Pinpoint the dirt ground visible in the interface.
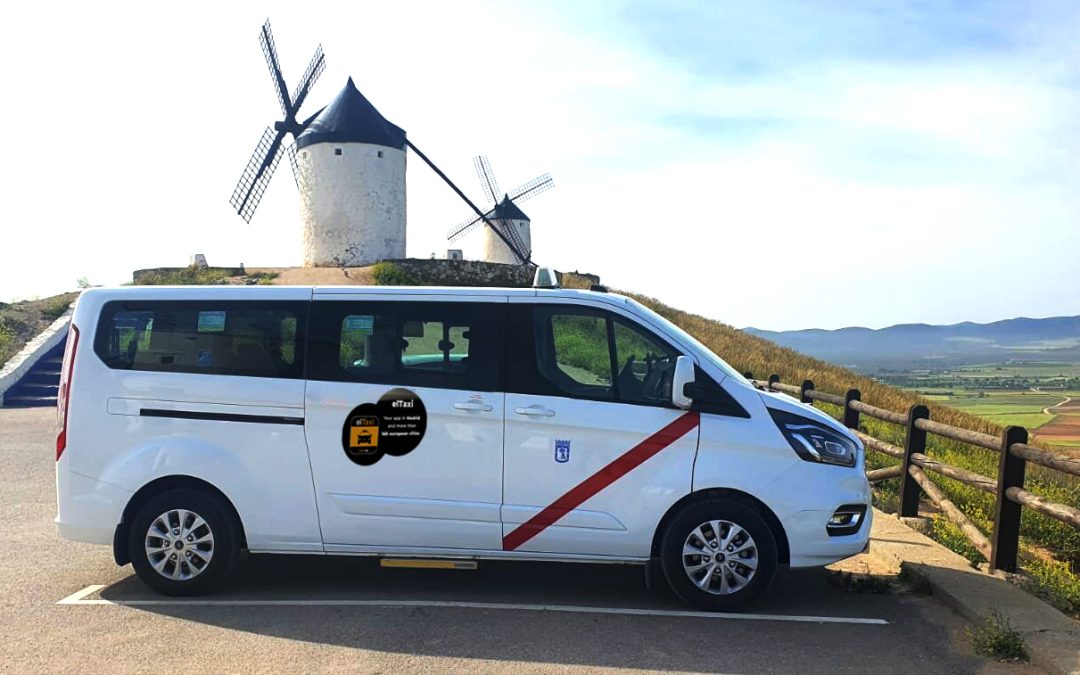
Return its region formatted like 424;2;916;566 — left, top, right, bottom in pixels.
246;266;375;286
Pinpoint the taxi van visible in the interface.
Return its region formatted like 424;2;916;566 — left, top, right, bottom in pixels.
55;281;870;610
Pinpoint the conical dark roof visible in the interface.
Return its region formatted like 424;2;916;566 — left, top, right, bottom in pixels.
489;195;530;221
296;78;406;150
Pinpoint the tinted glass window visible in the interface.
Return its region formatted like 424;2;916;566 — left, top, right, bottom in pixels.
527;305;681;406
537;310;614;399
95;301;305;379
613;319;679;405
308;301;503;391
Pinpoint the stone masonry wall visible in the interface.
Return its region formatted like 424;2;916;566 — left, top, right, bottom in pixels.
382;259;537;287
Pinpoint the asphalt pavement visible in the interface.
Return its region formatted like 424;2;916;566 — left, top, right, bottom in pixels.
0;407;1039;673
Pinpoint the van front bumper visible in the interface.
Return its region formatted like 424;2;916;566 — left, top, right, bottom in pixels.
785;507;872;568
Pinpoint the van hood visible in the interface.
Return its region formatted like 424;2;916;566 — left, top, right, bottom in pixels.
757;388;857;440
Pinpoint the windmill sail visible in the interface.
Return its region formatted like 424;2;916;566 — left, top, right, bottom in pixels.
508;173;553;203
231;127;288;223
259;20;292;116
474;155;501;205
232;19;325;223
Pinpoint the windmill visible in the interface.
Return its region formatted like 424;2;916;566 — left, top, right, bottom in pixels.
230;20;538;268
230;20;325;223
446;156;554;264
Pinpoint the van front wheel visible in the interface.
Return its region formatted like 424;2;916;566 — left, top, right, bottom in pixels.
128;488;239;596
659;499;777;611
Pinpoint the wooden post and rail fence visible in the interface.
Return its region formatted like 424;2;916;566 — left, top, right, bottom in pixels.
745;373;1080;572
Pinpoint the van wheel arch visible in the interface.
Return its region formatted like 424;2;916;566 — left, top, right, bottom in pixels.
651;488;789;566
113;476;246;566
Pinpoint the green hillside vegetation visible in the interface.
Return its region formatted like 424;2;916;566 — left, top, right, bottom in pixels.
624;290;1080;616
0;293;78;368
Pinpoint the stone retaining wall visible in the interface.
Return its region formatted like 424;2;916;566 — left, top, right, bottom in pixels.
381;259;537;287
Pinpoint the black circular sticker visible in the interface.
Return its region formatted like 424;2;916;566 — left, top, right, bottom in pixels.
342;388;427;466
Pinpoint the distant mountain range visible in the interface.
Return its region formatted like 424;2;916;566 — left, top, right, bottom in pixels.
744;315;1080;371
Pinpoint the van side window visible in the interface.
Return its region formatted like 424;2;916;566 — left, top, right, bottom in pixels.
531;307;679;405
541;311;614;400
94;301;305;379
308;302;503;391
613;318;678;405
339;313;395;377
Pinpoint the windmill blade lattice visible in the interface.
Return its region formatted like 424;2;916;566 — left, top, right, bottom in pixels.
508;173;553;203
231;128;288;222
473;155;501;205
498;219;530;261
259;21;292;116
232;19;325;223
290;45;325;113
286;143;300;189
447;213;484;242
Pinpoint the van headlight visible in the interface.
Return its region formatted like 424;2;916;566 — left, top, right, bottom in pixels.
767;408;858;468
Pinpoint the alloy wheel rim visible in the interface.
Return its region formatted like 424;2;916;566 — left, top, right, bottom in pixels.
681;519;758;595
144;508;215;581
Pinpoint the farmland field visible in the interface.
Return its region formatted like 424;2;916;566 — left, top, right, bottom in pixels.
877;361;1080;451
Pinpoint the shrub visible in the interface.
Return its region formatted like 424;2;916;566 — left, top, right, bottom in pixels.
967;609;1026;661
371;262;420;286
135;267;233;286
1021;556;1080;617
40;295;72;321
0;320;12;365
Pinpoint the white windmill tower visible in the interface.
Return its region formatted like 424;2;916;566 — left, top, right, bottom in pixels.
230;21;407;267
294;78;407;266
446;156;554;264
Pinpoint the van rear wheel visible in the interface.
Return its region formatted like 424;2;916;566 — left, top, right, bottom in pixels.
659;498;777;611
128;488;239;596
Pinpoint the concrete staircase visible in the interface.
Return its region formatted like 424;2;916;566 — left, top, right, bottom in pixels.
1;339;64;408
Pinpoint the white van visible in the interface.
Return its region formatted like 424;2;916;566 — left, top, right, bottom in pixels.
55;284;870;610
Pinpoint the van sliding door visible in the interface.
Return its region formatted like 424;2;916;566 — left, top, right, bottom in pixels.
303;295;508;552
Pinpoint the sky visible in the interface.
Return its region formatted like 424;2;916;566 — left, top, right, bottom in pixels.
1;0;1078;330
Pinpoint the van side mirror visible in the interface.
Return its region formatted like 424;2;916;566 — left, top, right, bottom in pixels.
671;356;695;409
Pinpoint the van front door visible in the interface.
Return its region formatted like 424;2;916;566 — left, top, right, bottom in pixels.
501;301;700;559
304;296;507;552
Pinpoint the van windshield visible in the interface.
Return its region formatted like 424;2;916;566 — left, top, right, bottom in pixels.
624;297;749;385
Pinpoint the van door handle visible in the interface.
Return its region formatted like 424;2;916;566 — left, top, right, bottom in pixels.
454;401;494;412
514;406;556;418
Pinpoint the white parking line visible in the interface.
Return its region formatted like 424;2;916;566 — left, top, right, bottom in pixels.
57;585;107;604
56;585;888;625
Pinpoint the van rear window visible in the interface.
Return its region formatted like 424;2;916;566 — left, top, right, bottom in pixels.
94;301;305;379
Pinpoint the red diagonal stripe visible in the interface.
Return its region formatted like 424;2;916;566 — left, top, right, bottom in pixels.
502;411;700;551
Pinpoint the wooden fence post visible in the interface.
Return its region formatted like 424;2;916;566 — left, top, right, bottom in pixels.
800;379;814;404
990;425;1028;572
843;389;861;430
768;374;780;391
899;405;929;518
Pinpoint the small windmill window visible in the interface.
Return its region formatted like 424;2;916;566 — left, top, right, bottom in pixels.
377;150;383;158
334;148;342;156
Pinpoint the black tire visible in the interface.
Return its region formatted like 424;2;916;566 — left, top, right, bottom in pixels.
128;488;240;596
659;498;778;611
